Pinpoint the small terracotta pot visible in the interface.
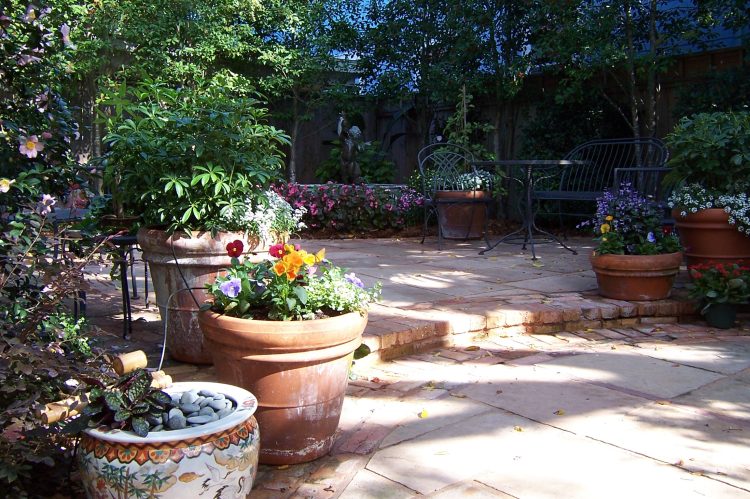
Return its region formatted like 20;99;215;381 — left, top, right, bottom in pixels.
434;190;489;239
672;208;750;266
198;310;368;465
590;251;683;301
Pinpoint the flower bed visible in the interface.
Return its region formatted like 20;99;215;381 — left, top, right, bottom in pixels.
273;183;423;232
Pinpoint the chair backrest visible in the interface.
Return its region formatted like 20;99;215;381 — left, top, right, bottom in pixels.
559;137;669;193
417;143;475;193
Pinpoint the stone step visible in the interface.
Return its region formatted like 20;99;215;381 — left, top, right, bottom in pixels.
361;291;707;363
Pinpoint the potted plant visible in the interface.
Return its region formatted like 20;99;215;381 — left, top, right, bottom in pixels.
97;78;295;364
687;262;750;328
664;111;750;265
584;184;683;300
434;168;499;239
197;241;380;465
70;369;261;498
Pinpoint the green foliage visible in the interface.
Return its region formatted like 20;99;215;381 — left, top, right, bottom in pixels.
274;183;424;232
583;185;681;256
315;140;396;183
97;77;290;235
521;95;623;159
442;91;495;161
688;263;750;313
673;66;750;119
83;370;172;437
664;111;750;192
206;242;380;321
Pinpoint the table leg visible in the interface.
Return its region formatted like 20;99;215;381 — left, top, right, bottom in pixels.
118;247;132;339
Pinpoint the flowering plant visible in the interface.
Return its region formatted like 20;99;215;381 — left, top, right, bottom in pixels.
274;183;423;232
582;184;681;255
668;183;750;236
688;262;750;313
455;170;496;191
218;190;307;243
205;241;381;321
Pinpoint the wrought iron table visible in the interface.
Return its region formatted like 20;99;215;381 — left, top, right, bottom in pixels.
474;159;579;260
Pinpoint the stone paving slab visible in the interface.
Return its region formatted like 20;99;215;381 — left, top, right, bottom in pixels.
633;339;750;375
537;350;725;399
674;376;750;423
580;401;750;491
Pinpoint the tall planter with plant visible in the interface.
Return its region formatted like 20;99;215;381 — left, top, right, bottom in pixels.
98;78;295;363
665;111;750;265
198;241;380;464
584;184;683;300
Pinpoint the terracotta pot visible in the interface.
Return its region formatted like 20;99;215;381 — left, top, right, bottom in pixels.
137;228;270;364
590;251;683;301
435;190;489;239
198;310;368;465
78;382;260;498
672;208;750;266
703;302;737;329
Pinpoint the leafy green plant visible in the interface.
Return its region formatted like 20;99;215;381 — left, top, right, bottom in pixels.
688;263;750;313
97;77;290;236
206;241;381;321
582;184;681;255
664;111;750;192
316;140;396;183
81;370;172;438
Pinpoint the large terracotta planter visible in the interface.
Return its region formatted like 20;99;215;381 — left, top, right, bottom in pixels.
435;190;489;239
672;208;750;266
198;310;368;465
78;382;260;498
137;228;269;364
590;252;683;301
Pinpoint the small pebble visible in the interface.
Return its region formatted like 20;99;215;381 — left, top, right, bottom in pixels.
199;398;211;408
199;406;215;417
168;414;187;430
208;399;226;410
186;415;213;425
180;390;199;405
199;389;217;398
180;403;201;414
162;413;169;424
168;407;184;419
151;424;163;432
213;393;225;401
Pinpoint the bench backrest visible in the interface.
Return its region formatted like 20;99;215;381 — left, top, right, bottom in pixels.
558;137;669;194
417;143;476;192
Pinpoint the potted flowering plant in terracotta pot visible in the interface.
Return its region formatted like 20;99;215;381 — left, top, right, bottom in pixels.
664;111;750;265
97;79;298;364
584;184;683;300
687;262;750;329
197;241;380;465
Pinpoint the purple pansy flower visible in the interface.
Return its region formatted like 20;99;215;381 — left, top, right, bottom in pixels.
345;272;364;289
219;278;241;298
646;232;656;243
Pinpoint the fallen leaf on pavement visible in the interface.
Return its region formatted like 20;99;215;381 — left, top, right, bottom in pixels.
553;409;565;416
418;409;428;418
449;392;466;398
513;425;523;432
465;345;480;351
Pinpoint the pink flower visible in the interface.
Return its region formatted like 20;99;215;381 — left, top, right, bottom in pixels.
41;131;52;139
269;243;285;258
19;135;44;158
36;193;56;215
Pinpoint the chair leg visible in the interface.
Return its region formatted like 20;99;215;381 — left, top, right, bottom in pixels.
420;206;428;244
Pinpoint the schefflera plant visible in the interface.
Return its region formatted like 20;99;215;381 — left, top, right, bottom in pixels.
83;370;172;437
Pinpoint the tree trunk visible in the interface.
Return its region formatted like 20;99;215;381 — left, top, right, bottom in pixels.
287;94;300;183
624;2;641;140
645;0;658;137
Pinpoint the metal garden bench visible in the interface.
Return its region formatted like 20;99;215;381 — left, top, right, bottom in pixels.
533;137;671;222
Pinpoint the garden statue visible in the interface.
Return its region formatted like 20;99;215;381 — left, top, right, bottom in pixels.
337;113;362;183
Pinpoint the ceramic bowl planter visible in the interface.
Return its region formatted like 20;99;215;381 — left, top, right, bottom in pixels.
78;381;260;498
137;228;270;364
590;252;683;301
434;190;489;239
672;208;750;266
198;310;368;465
